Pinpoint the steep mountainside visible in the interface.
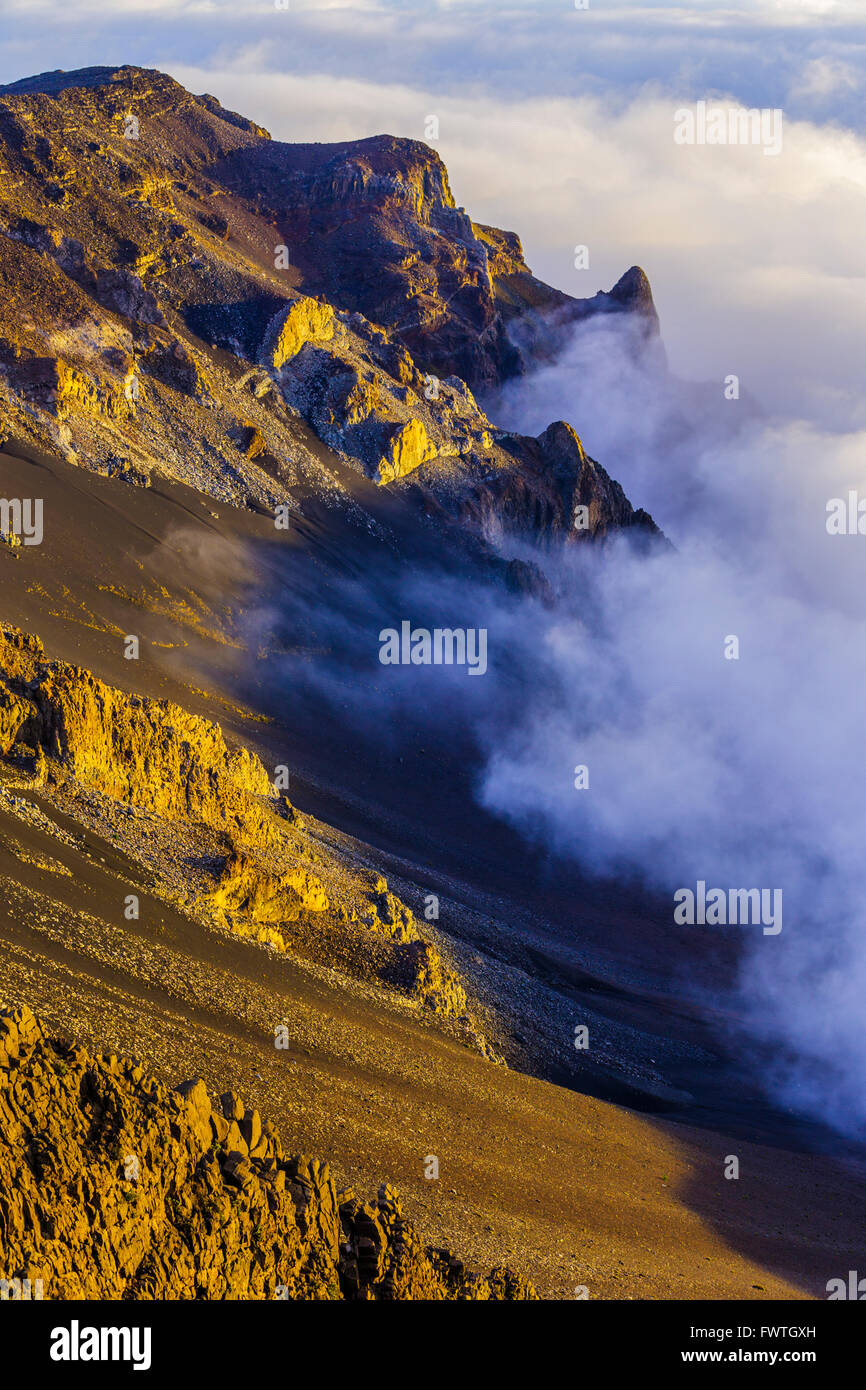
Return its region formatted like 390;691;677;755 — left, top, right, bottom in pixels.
0;65;658;546
1;66;865;1308
208;129;659;386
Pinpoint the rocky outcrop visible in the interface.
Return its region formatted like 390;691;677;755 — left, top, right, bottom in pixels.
357;883;473;1022
267;294;659;540
210;851;330;923
529;420;657;539
0;625;273;839
0;624;484;1035
400;418;658;545
262;296;336;370
275;312;491;486
0;1006;535;1299
376;418;438;484
0;349;133;423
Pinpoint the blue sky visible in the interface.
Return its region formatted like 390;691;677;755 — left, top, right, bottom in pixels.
2;1;865;130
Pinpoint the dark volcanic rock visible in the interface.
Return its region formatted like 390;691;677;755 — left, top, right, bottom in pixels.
211;132;658;391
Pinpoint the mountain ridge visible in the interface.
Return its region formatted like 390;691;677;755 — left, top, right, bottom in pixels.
0;63;660;549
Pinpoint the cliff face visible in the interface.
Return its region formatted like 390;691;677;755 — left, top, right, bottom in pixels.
0;1006;535;1299
212;133;514;389
212;133;659;390
0;626;276;838
0;64;659;547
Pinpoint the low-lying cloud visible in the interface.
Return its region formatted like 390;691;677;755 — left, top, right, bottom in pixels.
250;291;866;1140
476;313;866;1139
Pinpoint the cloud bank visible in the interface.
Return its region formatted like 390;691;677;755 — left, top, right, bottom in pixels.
476;310;866;1138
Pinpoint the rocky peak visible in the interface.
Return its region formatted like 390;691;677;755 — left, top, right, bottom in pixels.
0;65;270;141
605;264;660;330
608;264;655;309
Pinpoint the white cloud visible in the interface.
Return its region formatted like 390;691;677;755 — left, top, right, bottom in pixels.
165;59;866;427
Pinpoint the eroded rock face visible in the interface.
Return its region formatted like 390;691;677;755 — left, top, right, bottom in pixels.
263;297;336;370
213;134;508;390
4;646;273;838
0;63;659;545
268;298;659;541
210;851;330;923
376;418;437;484
520;420;658;540
0;623;483;1034
0;1005;536;1299
212;131;661;390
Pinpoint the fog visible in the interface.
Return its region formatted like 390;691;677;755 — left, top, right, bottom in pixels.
477;313;866;1138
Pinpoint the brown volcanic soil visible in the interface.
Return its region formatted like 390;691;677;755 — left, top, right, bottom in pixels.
1;439;866;1300
0;800;861;1302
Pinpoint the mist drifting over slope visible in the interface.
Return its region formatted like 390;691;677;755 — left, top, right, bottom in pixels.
249;299;866;1138
477;314;866;1139
179;16;866;1138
